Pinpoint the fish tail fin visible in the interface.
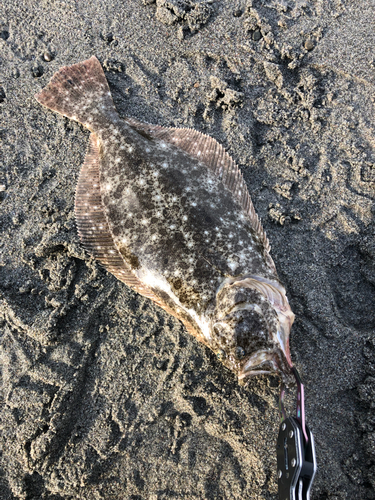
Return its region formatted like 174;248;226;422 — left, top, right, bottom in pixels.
35;56;117;128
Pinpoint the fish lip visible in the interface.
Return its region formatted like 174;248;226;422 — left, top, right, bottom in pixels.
238;367;274;380
238;350;278;379
238;365;276;382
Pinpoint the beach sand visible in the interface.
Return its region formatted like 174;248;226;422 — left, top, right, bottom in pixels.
0;1;374;498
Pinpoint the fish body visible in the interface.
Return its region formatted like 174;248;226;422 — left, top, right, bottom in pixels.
36;57;294;383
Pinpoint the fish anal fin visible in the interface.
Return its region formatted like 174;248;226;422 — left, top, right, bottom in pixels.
75;134;130;278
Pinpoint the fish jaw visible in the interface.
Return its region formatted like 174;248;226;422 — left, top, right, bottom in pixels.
237;339;294;384
238;349;283;381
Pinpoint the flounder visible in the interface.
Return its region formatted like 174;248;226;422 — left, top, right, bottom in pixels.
35;56;295;383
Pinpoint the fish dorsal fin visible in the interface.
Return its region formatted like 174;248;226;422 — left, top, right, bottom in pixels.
75;133;205;341
125;118;276;273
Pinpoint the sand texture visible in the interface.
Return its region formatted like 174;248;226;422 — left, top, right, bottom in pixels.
0;1;374;498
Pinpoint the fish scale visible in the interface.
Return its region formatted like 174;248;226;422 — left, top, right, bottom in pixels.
35;56;295;382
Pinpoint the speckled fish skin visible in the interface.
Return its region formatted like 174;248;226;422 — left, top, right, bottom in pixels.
35;56;295;383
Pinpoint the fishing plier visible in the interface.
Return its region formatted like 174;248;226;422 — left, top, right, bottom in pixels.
277;367;317;500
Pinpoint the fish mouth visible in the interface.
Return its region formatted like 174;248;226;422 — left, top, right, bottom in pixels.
238;345;294;383
238;350;279;380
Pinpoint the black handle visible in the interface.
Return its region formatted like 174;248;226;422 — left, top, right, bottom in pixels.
277;417;317;500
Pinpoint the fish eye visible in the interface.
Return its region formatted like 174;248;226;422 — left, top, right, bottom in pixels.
235;346;245;359
216;349;226;361
213;324;221;335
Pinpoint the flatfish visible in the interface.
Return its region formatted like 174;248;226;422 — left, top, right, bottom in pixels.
35;56;295;383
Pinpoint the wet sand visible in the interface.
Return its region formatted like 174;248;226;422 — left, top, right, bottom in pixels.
0;1;374;498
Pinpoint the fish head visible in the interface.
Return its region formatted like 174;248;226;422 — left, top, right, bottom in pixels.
210;276;295;383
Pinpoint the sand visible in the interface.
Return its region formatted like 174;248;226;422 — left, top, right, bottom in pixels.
0;0;374;498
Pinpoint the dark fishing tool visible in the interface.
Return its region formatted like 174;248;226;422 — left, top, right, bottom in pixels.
277;367;317;500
